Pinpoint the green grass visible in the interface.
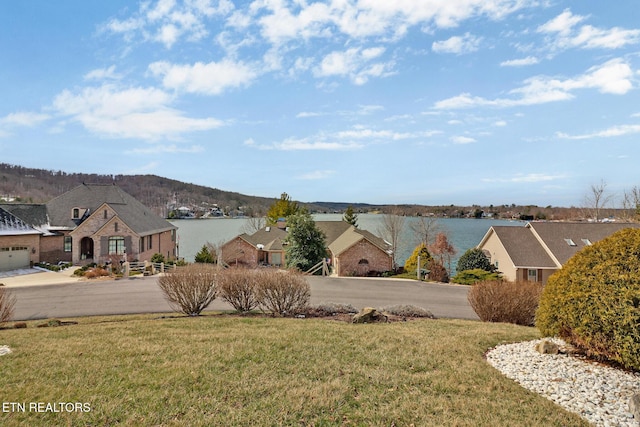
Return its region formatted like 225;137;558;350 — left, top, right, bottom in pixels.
0;315;588;426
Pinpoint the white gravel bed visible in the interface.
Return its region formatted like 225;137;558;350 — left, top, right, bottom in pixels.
486;338;640;426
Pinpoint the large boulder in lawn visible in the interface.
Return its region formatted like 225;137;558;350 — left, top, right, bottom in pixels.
352;307;388;324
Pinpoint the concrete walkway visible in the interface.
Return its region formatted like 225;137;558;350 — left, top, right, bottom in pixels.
0;267;82;287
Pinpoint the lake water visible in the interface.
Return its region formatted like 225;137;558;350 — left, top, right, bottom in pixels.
170;214;523;273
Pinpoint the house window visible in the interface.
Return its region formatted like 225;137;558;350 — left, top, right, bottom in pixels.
64;236;72;252
527;269;538;282
148;236;153;250
108;236;125;255
104;210;107;219
114;222;119;232
358;259;369;265
72;208;80;219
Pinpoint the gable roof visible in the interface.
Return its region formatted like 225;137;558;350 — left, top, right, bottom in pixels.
480;222;640;269
46;183;176;235
0;206;41;236
486;226;557;268
528;222;640;265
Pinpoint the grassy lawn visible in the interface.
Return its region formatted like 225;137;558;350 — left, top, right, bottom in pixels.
0;315;588;426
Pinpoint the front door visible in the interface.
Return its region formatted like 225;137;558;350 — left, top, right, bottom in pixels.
80;237;94;260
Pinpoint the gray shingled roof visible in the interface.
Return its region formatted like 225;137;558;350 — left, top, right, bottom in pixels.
528;222;640;265
0;206;41;236
490;226;557;268
46;184;176;235
0;204;49;229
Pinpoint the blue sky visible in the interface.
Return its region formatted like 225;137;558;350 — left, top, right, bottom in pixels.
1;1;639;207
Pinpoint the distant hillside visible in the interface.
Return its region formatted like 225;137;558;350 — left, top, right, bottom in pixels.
0;163;277;217
0;163;585;220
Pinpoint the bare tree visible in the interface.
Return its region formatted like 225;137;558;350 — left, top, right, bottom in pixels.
410;215;442;247
621;186;640;222
583;180;614;222
0;287;16;324
241;216;266;234
377;210;406;270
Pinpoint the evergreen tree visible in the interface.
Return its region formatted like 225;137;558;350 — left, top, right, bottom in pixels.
285;212;327;272
194;244;216;263
456;248;494;273
266;192;300;225
404;243;432;274
343;205;358;227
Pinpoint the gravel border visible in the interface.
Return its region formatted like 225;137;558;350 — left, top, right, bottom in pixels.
486;338;640;426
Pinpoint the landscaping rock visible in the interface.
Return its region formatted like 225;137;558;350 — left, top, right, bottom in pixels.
535;340;559;355
352;307;388;324
630;393;640;420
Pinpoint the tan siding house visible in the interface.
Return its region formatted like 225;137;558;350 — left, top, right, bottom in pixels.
478;222;640;284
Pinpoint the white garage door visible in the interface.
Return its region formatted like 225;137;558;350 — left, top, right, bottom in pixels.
0;246;30;271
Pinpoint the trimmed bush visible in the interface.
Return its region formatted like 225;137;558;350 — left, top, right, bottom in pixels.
536;228;640;370
304;302;358;317
452;269;501;285
256;270;310;316
218;268;260;314
468;280;543;326
0;287;16;324
158;264;219;316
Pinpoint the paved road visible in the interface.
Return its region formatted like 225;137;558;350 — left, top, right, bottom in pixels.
8;276;478;321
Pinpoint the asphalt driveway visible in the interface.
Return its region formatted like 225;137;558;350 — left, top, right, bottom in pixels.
6;274;478;321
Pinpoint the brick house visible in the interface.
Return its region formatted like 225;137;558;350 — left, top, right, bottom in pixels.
221;220;393;276
0;207;42;271
0;184;177;268
477;221;640;284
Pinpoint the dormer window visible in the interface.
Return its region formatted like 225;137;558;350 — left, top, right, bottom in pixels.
72;208;80;219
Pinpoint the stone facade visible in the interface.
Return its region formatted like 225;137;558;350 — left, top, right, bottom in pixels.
39;233;70;264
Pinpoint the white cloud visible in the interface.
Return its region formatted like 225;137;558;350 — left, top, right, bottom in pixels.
126;144;205;154
149;59;258;95
538;9;640;51
273;137;364;151
0;112;50;127
493;120;507;126
435;58;634;109
557;124;640;140
104;0;234;48
483;173;566;183
84;65;122;81
296;111;325;118
297;170;336;180
314;47;394;84
432;33;482;54
450;135;476;144
500;56;539;67
52;84;224;140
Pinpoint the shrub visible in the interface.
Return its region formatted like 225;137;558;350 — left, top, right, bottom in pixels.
218;268;260;313
256;270;310;316
151;253;165;263
536;228;640;370
456;248;495;273
404;244;432;275
303;302;358;317
157;264;219;316
380;305;435;319
468;280;543;326
451;269;501;285
0;287;16;324
427;259;449;283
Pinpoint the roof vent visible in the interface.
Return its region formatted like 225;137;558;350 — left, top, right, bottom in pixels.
581;238;592;246
564;238;577;246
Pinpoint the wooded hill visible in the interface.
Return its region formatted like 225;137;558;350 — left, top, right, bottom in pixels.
0;163;585;220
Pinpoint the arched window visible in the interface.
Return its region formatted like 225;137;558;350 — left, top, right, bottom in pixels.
358;259;369;265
